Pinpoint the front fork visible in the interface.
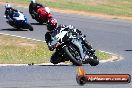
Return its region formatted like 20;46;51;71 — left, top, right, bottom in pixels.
71;38;95;61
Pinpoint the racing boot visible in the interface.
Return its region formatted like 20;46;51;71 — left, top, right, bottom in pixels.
50;51;62;64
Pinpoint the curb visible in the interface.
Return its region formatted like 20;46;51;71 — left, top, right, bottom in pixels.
98;50;123;63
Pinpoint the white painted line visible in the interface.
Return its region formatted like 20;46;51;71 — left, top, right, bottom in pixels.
0;64;28;66
34;63;72;66
0;63;72;66
0;33;46;42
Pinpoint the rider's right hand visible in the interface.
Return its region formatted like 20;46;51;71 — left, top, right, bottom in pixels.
48;45;55;51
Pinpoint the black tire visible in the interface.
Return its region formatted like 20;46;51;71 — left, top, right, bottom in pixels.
38;21;44;25
89;55;99;66
63;46;82;66
35;18;45;24
25;23;33;31
50;52;61;65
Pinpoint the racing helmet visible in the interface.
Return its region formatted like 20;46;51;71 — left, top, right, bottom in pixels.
47;18;58;31
5;3;11;9
31;0;36;3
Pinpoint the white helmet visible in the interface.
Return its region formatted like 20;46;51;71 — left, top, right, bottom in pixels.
31;0;36;3
5;3;11;9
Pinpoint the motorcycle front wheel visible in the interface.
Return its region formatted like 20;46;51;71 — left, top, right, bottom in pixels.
63;45;82;66
89;55;99;66
25;23;34;31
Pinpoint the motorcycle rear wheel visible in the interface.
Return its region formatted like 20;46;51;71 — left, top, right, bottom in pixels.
35;18;45;24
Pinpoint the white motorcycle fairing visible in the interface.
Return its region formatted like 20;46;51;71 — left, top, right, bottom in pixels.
13;11;25;21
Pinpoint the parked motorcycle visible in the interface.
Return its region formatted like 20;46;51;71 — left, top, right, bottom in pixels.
5;11;33;31
29;1;52;24
50;28;99;66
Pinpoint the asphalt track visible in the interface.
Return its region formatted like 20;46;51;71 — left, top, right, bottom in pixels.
0;5;132;88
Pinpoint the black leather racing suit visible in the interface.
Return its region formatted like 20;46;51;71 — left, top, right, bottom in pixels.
45;25;93;64
5;8;18;25
29;2;43;19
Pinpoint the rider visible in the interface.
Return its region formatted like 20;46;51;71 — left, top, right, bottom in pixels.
5;3;18;25
29;0;51;19
45;18;95;64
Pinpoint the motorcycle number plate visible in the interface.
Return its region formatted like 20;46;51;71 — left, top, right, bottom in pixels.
55;31;68;41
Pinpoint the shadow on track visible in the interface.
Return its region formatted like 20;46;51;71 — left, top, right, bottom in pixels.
124;50;132;51
37;85;78;88
28;64;74;66
28;63;90;66
0;28;28;31
38;64;74;66
30;22;46;25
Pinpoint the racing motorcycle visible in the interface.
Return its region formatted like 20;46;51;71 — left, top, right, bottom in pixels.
29;1;52;24
5;11;33;31
51;28;99;66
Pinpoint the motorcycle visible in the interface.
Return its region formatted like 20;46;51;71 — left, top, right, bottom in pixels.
50;28;99;66
29;2;52;24
5;11;33;31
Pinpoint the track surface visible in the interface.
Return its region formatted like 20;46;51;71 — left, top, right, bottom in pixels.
0;5;132;88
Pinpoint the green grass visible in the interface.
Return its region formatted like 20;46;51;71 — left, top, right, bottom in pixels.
0;34;112;64
96;50;112;60
0;34;52;64
0;0;132;16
